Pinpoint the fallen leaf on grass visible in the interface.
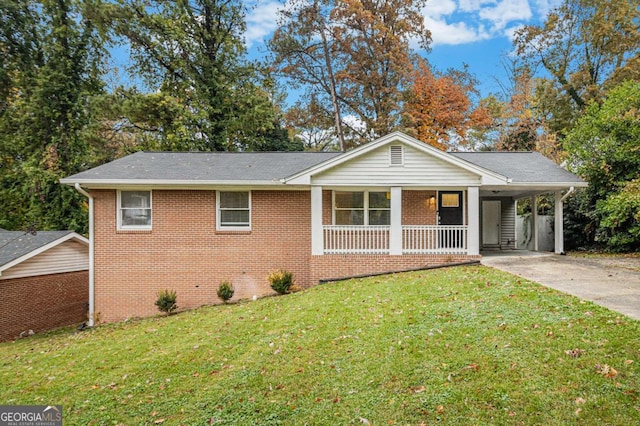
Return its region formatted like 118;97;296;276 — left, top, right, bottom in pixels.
154;419;165;424
565;348;584;358
412;386;426;393
595;364;618;378
575;397;586;405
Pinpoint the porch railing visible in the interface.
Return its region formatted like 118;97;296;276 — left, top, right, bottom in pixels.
322;225;468;255
323;225;390;254
402;225;468;254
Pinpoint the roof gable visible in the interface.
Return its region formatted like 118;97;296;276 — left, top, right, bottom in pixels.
285;132;508;186
0;230;88;274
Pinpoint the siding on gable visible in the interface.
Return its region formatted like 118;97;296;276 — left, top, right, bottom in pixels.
501;199;516;249
312;144;481;187
0;240;89;280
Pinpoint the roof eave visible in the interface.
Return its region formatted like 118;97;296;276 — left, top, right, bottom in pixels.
60;178;291;188
0;232;88;275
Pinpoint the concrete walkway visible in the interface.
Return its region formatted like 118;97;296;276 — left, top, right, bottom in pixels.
481;251;640;321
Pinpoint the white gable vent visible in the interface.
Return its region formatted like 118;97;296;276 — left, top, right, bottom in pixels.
389;145;404;166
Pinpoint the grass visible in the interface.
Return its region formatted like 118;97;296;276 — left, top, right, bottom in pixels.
1;265;639;425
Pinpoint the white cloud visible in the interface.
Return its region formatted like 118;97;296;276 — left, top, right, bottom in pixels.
245;0;282;47
531;0;563;17
478;0;532;30
423;15;491;46
458;0;494;13
424;0;457;16
422;0;543;47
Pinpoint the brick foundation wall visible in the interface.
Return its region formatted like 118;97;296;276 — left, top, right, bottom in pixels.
93;189;313;323
310;254;480;284
0;271;88;342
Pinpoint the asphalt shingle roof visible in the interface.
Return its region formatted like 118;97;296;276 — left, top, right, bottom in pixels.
64;151;343;182
451;152;584;183
0;229;74;267
62;149;583;186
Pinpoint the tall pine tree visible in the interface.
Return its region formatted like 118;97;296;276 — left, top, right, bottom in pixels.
0;0;106;232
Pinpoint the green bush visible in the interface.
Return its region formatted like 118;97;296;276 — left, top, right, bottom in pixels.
267;269;294;295
155;289;178;314
217;281;235;302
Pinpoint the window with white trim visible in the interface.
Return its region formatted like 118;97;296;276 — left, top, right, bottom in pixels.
217;191;251;230
333;191;390;225
118;190;152;229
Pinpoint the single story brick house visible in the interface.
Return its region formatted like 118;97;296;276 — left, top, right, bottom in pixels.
0;229;89;341
61;132;586;324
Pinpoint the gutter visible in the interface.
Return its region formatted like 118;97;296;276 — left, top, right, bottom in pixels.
561;186;575;202
74;183;95;327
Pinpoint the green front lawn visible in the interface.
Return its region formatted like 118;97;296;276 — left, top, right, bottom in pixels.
1;265;639;425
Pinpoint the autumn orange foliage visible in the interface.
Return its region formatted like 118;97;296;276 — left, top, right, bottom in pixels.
404;59;491;150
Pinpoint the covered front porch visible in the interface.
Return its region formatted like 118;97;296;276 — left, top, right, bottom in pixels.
311;186;481;256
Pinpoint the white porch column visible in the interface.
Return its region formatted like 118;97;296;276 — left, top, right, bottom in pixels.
390;187;403;255
554;191;564;254
311;186;323;255
467;186;480;255
531;195;539;251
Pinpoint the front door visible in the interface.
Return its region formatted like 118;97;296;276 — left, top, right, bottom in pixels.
482;200;501;247
438;191;463;248
438;191;463;225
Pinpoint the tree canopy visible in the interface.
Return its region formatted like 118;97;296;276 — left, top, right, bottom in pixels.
564;81;640;251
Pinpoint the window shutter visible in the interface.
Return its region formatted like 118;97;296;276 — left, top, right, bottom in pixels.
389;145;404;165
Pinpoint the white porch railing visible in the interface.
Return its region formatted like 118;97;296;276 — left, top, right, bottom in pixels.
323;225;390;254
322;225;468;255
402;225;468;254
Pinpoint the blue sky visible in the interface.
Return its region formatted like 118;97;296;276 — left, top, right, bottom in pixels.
110;0;559;101
242;0;561;100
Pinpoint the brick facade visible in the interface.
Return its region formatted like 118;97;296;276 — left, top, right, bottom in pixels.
0;271;88;342
93;189;313;323
92;189;477;323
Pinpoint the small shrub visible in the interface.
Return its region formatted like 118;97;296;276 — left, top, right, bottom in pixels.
155;289;178;315
268;269;294;295
217;281;235;302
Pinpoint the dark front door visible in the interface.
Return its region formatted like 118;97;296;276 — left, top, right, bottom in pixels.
438;191;463;225
438;191;464;248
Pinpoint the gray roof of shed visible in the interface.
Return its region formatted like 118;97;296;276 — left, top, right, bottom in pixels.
0;229;75;267
63;151;343;183
451;152;584;184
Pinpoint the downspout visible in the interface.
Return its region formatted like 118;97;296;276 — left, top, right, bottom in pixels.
561;186;575;202
74;183;95;327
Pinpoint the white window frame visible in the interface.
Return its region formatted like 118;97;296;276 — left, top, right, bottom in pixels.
216;190;251;231
332;190;391;226
117;190;152;230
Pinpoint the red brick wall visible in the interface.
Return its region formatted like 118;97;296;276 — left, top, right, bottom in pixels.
310;254;480;284
0;271;88;342
403;190;437;225
92;188;478;323
93;189;312;323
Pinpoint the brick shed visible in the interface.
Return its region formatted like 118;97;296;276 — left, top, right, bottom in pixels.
0;229;89;341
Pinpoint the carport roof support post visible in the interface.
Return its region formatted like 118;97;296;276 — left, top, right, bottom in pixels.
555;190;564;254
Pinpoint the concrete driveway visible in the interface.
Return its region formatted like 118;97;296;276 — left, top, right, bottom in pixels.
481;251;640;321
